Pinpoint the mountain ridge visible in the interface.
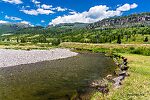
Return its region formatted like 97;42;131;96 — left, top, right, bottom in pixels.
87;12;150;29
0;23;32;34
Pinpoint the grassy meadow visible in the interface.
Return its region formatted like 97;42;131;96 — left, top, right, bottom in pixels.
60;42;150;56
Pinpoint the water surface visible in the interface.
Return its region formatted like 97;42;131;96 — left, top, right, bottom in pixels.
0;52;116;100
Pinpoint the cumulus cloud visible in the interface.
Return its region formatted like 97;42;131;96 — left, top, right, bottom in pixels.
130;3;138;9
0;20;8;24
20;2;58;15
49;5;120;25
54;7;67;12
69;11;77;15
37;8;54;15
5;15;22;21
41;4;52;9
20;0;69;16
116;3;138;11
31;0;40;8
20;8;54;15
2;0;23;4
20;9;38;15
49;3;138;25
31;0;40;4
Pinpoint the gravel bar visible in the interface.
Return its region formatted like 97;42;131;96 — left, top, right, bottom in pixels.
0;48;78;68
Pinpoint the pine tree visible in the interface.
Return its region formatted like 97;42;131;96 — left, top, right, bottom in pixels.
117;35;121;44
144;36;148;42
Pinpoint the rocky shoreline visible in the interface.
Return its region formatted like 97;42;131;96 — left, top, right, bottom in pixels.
0;48;78;68
90;54;130;97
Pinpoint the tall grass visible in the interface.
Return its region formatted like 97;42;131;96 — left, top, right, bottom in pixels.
60;42;150;56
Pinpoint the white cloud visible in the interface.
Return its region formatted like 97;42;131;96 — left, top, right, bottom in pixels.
69;11;77;15
130;3;138;9
49;5;120;25
20;9;39;15
41;4;52;9
41;20;45;23
41;4;67;12
20;3;55;16
31;0;40;8
0;20;8;24
49;3;138;25
20;8;54;15
31;0;40;4
2;0;23;4
117;3;138;11
28;1;68;15
37;8;54;15
54;7;67;12
5;15;22;21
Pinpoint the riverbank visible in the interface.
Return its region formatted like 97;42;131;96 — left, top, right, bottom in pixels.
60;42;150;56
0;48;78;68
91;54;150;100
60;42;150;100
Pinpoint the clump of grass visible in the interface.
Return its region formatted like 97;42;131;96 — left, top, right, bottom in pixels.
92;48;109;53
129;47;150;56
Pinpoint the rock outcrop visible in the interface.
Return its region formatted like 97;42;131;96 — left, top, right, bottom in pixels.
87;13;150;29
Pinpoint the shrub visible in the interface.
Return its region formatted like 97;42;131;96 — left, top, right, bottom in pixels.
130;47;150;56
129;47;135;50
144;36;148;42
51;38;61;46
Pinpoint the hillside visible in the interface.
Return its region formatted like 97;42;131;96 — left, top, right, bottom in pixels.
0;23;32;35
87;13;150;29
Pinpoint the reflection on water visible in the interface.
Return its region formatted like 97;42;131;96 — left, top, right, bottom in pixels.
0;52;116;100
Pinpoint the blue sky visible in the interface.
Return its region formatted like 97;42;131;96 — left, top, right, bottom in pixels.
0;0;150;26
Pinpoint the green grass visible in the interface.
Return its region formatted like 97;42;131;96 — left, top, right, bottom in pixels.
0;42;54;50
60;42;150;56
91;54;150;100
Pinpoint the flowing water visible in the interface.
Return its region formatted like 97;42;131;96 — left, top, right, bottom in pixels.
0;52;116;100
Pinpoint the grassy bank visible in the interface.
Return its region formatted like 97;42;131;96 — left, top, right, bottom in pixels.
60;42;150;56
60;42;150;100
91;54;150;100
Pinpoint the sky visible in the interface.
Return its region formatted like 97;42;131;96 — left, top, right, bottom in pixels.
0;0;150;26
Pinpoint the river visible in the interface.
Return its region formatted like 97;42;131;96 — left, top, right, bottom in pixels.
0;52;116;100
